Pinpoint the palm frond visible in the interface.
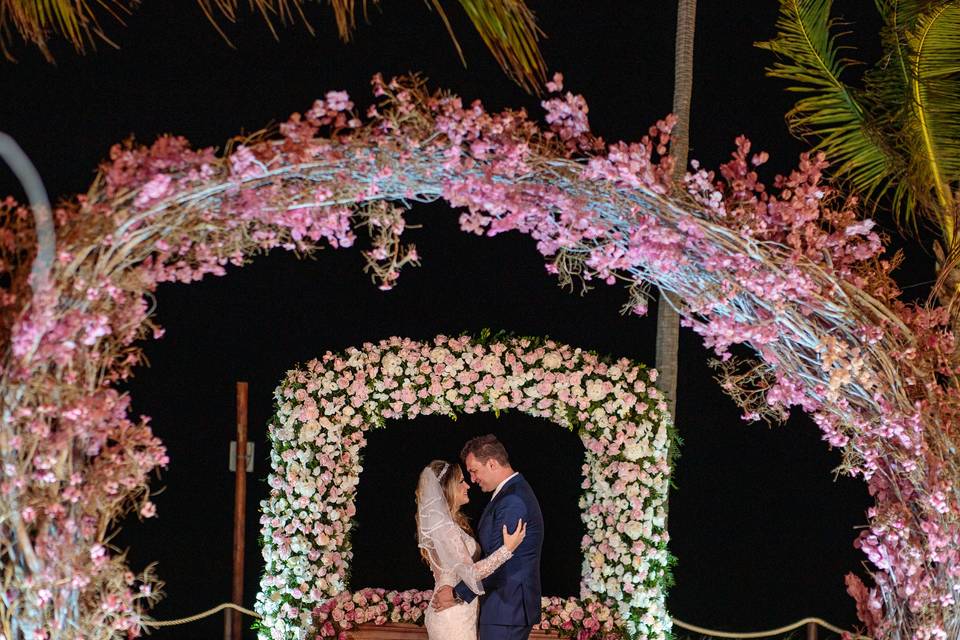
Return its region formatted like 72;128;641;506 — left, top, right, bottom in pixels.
0;0;130;61
327;0;546;93
755;0;897;205
859;0;928;233
196;0;311;42
450;0;546;94
327;0;353;40
2;0;546;94
868;0;924;111
901;0;960;242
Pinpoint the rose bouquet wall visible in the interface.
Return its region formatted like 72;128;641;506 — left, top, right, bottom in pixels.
256;334;675;640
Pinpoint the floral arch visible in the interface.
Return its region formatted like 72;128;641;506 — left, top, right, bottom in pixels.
257;335;674;640
0;73;957;640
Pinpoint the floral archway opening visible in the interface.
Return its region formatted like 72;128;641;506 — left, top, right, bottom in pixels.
257;334;674;640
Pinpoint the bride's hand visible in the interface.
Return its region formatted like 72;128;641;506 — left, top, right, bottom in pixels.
502;519;526;552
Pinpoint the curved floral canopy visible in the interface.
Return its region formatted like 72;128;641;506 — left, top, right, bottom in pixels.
0;73;956;639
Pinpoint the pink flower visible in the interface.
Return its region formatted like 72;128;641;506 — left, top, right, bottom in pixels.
134;173;173;208
546;72;564;93
325;91;353;112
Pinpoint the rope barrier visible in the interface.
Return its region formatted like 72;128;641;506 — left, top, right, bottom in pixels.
147;602;865;638
145;602;260;627
672;616;863;638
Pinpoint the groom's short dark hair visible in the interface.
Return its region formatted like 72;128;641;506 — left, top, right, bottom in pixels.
461;434;510;466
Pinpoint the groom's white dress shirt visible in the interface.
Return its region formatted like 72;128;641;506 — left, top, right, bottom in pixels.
491;472;519;500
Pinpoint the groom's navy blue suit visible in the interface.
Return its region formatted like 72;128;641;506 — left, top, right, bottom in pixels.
454;474;543;640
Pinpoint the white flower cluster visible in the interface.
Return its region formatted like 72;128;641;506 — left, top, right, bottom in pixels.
255;335;674;640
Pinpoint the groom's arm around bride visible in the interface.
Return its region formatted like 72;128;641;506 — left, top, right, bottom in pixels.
436;435;544;640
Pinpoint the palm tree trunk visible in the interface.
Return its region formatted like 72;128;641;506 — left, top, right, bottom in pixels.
656;0;696;422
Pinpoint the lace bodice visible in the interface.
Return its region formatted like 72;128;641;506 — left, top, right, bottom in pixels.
426;527;512;593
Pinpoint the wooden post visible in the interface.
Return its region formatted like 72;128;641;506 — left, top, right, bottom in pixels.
227;382;248;640
805;620;817;640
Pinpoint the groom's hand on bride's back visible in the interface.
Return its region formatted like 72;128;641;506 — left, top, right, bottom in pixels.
433;585;457;612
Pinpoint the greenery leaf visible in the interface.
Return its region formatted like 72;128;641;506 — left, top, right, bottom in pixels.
203;0;546;93
0;0;130;61
450;0;546;94
2;0;546;93
755;0;897;207
897;0;960;242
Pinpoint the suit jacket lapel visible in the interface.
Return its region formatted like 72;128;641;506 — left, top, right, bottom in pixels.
478;474;521;535
479;496;494;531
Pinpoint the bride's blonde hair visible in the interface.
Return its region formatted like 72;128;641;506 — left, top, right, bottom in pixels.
415;459;473;565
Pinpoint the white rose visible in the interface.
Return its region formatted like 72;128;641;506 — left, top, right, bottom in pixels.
298;421;320;443
542;352;563;369
382;353;402;376
586;379;607;401
623;441;647;461
481;354;501;372
654;424;668;445
624;521;644;540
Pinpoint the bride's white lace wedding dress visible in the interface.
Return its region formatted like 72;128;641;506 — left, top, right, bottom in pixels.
417;466;513;640
423;526;512;640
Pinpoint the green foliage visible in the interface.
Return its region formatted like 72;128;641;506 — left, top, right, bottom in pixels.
2;0;546;92
0;0;131;61
899;2;960;226
755;0;896;208
756;0;960;245
425;0;546;93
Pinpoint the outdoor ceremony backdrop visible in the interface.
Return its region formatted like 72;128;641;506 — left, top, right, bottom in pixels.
0;2;928;639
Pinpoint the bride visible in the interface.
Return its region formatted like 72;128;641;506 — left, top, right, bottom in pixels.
416;460;526;640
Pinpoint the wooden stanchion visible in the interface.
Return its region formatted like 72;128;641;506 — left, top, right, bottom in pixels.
226;382;249;640
806;620;818;640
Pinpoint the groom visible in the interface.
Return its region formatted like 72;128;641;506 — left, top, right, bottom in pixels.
434;434;544;640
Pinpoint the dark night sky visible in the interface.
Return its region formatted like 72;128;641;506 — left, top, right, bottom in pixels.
1;2;931;639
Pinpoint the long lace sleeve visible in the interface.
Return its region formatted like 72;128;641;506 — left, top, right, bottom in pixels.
426;525;511;595
473;544;512;581
418;467;514;595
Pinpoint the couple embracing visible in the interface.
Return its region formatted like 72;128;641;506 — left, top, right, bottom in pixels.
415;434;543;640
